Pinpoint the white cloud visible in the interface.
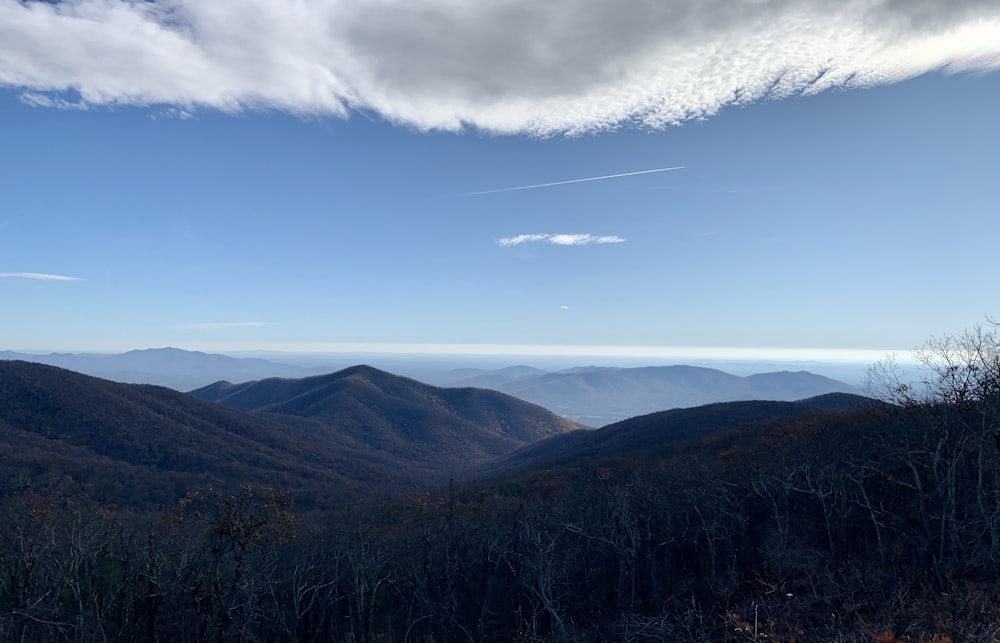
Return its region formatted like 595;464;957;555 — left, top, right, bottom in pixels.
497;234;550;247
498;233;626;247
0;272;81;281
2;1;999;135
171;321;275;330
551;234;626;246
19;91;87;110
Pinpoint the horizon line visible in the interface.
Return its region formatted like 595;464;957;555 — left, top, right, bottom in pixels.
3;342;910;363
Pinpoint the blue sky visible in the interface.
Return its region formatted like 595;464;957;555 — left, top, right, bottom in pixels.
2;0;999;360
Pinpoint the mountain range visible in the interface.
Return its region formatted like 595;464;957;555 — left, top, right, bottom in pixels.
0;347;322;391
2;348;859;424
0;354;877;514
0;361;577;508
4;352;994;641
456;364;859;424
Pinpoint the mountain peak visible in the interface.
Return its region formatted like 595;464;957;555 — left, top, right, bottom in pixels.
190;365;581;475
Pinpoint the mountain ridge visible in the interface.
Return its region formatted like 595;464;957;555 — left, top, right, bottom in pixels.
0;360;578;508
479;391;884;478
466;364;858;424
0;347;321;390
189;364;582;468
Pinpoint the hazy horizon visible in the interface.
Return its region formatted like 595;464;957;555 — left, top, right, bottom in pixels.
3;343;899;387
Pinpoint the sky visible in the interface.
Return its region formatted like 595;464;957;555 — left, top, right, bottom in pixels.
1;0;999;362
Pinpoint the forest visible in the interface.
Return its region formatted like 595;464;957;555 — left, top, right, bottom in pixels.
2;325;999;641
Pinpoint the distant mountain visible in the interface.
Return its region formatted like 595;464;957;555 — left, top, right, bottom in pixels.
480;393;884;478
0;347;321;390
478;364;858;425
447;365;549;388
190;365;581;476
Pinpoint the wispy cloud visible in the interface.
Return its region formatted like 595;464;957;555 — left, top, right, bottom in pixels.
2;1;997;135
19;91;87;110
470;166;684;195
171;322;275;330
498;233;626;247
0;272;81;281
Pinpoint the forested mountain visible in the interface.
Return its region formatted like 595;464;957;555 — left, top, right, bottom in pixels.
469;364;858;424
189;365;581;474
479;392;883;476
3;327;1000;641
0;361;577;508
2;348;859;425
0;360;394;507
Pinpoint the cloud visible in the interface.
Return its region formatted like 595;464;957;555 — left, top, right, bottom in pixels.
171;321;275;330
0;272;81;281
498;233;626;247
19;91;87;110
2;1;999;135
498;234;550;246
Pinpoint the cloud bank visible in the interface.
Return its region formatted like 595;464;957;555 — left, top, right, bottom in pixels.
498;234;626;247
0;272;81;281
2;0;999;134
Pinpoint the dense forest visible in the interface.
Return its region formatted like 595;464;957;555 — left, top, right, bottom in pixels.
2;325;999;641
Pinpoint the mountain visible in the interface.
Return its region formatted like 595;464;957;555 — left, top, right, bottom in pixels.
477;364;858;425
189;365;581;475
0;360;386;508
446;365;549;388
480;392;884;477
0;361;575;508
0;347;320;391
1;350;861;424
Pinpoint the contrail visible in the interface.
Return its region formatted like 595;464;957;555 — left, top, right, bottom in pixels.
0;272;81;281
468;165;685;195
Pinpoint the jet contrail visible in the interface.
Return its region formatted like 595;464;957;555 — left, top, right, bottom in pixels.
0;272;81;281
468;165;685;195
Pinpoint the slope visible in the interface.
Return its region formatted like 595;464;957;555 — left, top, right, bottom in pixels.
480;393;883;477
0;361;419;509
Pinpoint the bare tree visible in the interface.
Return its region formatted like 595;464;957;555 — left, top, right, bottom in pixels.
868;318;1000;574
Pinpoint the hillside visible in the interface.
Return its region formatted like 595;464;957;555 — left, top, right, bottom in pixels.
479;392;883;477
0;360;421;508
190;365;581;474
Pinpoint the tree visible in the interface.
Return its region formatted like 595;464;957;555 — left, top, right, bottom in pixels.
868;318;1000;574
